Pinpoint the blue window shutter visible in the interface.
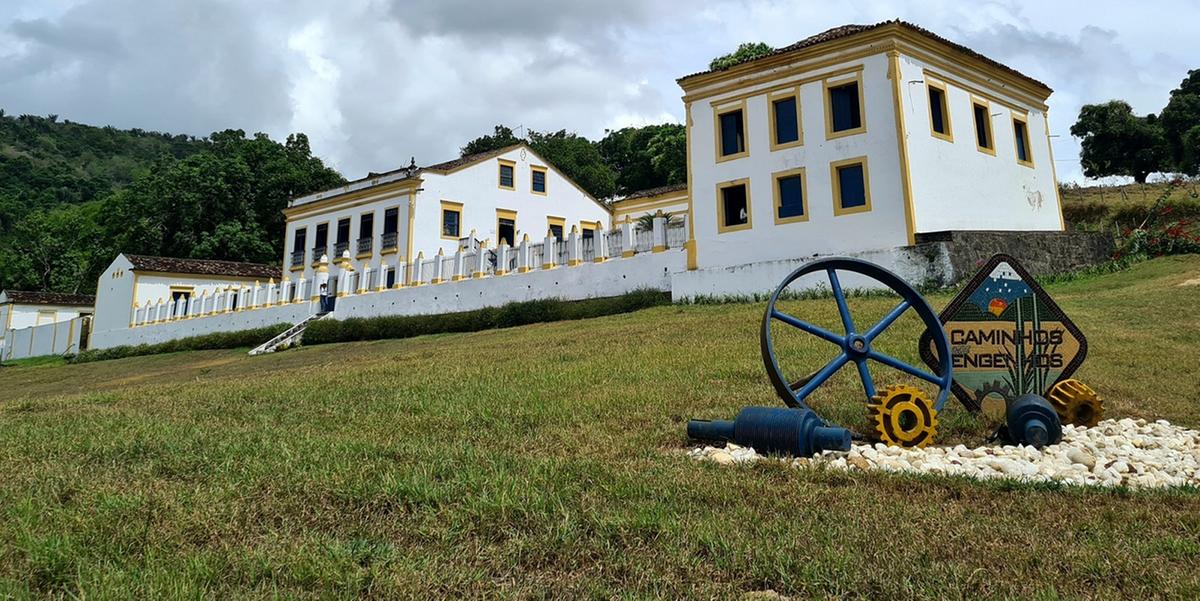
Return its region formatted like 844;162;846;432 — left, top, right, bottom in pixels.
838;165;867;209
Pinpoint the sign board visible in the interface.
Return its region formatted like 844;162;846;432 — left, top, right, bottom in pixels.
919;254;1087;412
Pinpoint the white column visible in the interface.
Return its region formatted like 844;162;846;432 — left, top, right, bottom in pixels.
411;251;425;286
594;224;608;263
394;256;407;289
431;249;445;284
517;234;531;273
452;248;466;282
542;229;556;270
472;242;488;279
652;210;667;253
357;263;370;294
495;242;509;276
377;263;389;292
621;216;636;258
567;226;582;266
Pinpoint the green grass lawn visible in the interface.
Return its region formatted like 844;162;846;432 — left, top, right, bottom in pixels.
1;256;1199;599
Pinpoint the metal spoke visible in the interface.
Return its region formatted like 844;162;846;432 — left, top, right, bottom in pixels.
868;350;942;385
771;310;843;346
793;352;850;401
864;299;910;342
827;269;855;334
854;358;876;399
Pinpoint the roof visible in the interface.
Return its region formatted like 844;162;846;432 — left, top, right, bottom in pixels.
123;254;281;280
677;20;1050;93
423;144;524;172
617;183;688;203
0;290;95;307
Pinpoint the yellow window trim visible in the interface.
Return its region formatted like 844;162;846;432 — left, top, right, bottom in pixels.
546;215;566;236
1012;115;1034;168
823;71;867;140
768;87;804;151
713;99;749;163
771;167;809;225
925;79;954;143
530;165;548;195
496;208;517;246
971;96;997;156
498;159;516;191
440;200;463;240
830;156;872;217
715;178;753;234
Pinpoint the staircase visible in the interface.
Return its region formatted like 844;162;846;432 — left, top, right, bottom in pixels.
249;313;328;356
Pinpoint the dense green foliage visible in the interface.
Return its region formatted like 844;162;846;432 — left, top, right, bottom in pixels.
71;323;290;363
303;289;669;345
1071;69;1200;180
0;113;344;294
708;42;775;71
459;123;686;199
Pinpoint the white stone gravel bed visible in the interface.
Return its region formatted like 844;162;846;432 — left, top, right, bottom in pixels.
687;418;1200;489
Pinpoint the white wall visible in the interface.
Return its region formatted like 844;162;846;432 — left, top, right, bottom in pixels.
413;146;611;256
688;52;910;271
283;187;413;285
332;250;683;319
899;53;1062;233
2;303;90;331
91;301;314;349
2;316;88;361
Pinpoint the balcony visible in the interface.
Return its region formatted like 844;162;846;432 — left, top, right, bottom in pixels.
290;250;305;268
356;237;373;256
381;231;398;252
333;241;350;258
311;246;328;264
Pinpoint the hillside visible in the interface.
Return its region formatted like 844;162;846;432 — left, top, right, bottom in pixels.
1061;180;1200;232
0;256;1197;598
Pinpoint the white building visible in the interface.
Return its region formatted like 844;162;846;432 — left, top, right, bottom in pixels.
282;143;611;287
611;184;690;227
91;254;281;349
1;290;94;358
678;20;1064;272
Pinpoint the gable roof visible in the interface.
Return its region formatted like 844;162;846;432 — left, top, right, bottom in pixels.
0;290;95;307
677;20;1050;94
422;144;524;173
618;183;688;202
123;254;281;280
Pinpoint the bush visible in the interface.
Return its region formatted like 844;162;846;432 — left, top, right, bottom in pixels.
1114;179;1200;260
303;289;670;346
72;323;290;363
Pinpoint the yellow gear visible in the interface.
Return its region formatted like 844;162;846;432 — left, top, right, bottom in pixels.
1047;379;1103;427
867;384;939;448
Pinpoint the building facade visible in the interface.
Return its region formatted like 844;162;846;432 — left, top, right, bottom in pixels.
91;254;281;348
611;184;691;227
0;290;94;357
679;20;1063;271
282;144;612;287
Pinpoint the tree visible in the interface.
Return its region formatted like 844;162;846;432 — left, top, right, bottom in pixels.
460;125;522;156
527;129;618;200
708;42;775;71
1069;101;1166;183
597;124;686;196
1159;69;1200;175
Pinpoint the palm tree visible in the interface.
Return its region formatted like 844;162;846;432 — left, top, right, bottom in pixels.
635;211;683;231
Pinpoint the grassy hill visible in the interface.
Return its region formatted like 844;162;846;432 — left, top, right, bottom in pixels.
0;256;1198;597
1061;180;1200;232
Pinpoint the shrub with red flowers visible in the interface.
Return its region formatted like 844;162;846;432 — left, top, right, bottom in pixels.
1115;178;1200;259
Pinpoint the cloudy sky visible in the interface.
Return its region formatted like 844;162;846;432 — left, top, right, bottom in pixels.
2;0;1196;184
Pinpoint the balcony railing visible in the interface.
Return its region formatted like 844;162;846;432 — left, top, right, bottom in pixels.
290;250;305;267
381;231;398;251
356;237;373;255
333;241;350;258
311;246;328;262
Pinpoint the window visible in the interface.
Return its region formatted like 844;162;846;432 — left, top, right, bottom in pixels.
770;92;802;150
972;99;995;155
581;224;596;240
336;218;351;244
1013;116;1033;167
714;102;747;161
313;222;329;262
292;227;307;252
36;310;56;325
498;160;515;190
831;157;871;216
383;208;399;235
547;216;565;240
357;212;374;256
825;73;865;138
927;81;953;141
170;286;193;304
772;167;808;224
441;201;463;239
531;166;547;194
496;209;517;246
716;179;752;233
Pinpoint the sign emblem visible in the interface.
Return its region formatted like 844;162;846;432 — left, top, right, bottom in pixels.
920;254;1087;412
